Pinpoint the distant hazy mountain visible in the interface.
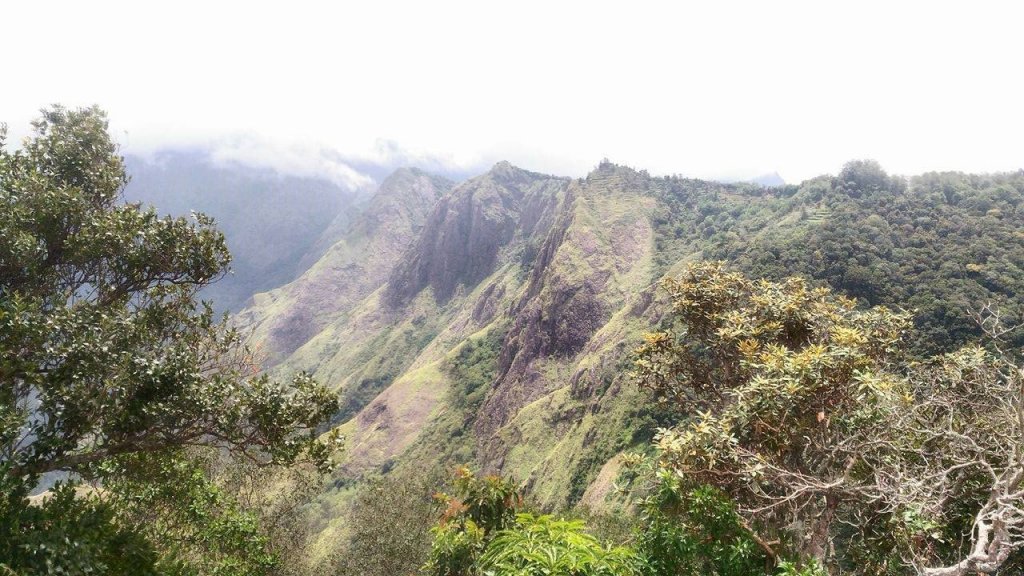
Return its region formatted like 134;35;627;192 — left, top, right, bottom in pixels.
123;151;365;312
750;171;785;186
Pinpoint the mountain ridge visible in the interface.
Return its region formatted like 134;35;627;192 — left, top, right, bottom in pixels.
384;162;569;306
232;158;1024;557
236;167;453;363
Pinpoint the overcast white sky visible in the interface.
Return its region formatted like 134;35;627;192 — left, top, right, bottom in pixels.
3;0;1023;186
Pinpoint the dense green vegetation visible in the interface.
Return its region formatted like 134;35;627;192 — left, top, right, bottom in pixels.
704;161;1024;355
632;262;1024;575
423;467;642;576
5;106;1024;575
445;327;507;416
0;107;339;574
645;159;1024;357
415;465;784;576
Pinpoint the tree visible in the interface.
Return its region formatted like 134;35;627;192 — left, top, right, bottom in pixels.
633;262;1024;575
98;453;280;576
425;466;523;576
424;467;641;576
476;513;643;576
0;477;159;575
94;450;328;576
336;473;440;576
837;160;897;196
625;465;768;576
0;106;339;573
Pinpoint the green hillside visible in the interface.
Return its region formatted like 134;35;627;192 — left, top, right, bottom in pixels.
237;157;1024;566
8;109;1024;574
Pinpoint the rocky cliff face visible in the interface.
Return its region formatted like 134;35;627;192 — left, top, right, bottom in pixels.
238;160;788;552
385;162;568;305
477;165;658;447
234;168;451;362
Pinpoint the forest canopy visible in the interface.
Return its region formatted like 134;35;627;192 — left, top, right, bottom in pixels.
632;262;1024;575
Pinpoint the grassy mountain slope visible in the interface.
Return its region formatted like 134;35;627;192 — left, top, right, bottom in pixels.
234;168;453;364
237;159;1024;562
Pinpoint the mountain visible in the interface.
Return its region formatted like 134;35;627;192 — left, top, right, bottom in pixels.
239;162;773;553
235;167;453;364
123;151;366;312
750;171;785;186
235;159;1024;557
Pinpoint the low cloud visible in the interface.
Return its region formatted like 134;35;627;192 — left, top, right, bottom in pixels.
207;137;376;191
140;135;490;192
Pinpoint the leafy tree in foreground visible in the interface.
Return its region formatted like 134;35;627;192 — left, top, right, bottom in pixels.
424;467;642;576
425;466;523;575
336;473;440;576
0;477;158;574
634;262;1024;575
625;465;768;576
477;513;643;576
0;106;339;574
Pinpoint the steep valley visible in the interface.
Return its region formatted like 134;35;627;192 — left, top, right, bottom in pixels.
123;151;367;313
235;157;1024;560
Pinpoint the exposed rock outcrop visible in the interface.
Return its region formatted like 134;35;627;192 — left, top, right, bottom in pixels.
234;168;451;362
384;162;567;305
475;165;657;446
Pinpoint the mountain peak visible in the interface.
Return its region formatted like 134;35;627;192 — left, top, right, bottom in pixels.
750;171;785;187
487;161;567;187
375;168;452;203
384;164;568;305
489;160;522;180
386;166;422;177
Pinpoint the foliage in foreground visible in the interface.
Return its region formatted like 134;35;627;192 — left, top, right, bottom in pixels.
98;451;324;576
629;468;767;576
424;467;643;576
420;465;824;576
0;107;338;574
634;262;1024;575
0;477;157;575
477;513;644;576
425;466;523;575
335;473;441;576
